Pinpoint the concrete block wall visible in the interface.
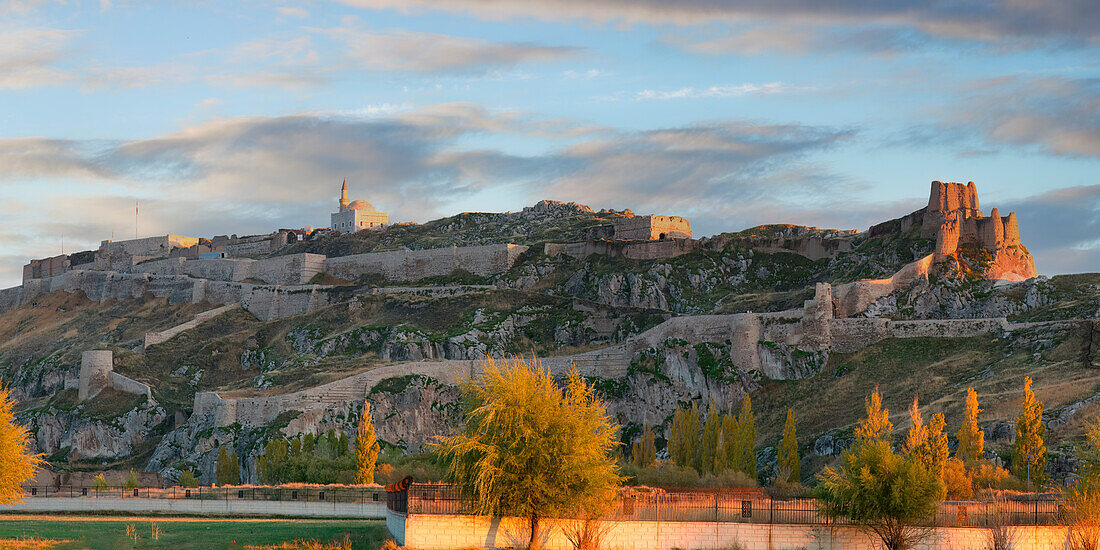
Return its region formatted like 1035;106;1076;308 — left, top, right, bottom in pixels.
400;514;1072;550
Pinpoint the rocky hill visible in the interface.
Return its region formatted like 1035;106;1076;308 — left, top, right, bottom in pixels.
1;185;1097;487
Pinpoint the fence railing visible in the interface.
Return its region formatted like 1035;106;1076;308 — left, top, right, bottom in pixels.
399;484;1062;527
19;485;387;505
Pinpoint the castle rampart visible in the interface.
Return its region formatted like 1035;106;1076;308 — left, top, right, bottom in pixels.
612;215;692;240
77;350;152;403
322;244;528;281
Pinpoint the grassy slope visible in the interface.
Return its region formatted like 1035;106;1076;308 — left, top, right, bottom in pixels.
0;517;389;550
752;327;1100;481
0;292;215;375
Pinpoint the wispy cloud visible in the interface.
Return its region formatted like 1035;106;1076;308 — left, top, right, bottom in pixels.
921;76;1100;158
276;6;309;18
0;27;81;89
318;26;581;73
635;83;799;100
0;105;855;286
339;0;1100;49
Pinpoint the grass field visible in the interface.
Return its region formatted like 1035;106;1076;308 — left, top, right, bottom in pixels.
0;516;392;549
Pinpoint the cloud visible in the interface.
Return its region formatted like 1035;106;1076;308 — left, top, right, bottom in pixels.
634;82;799;100
940;77;1100;158
276;6;309;18
667;25;923;56
0;138;113;180
1001;185;1100;275
538;122;855;219
320;27;580;73
339;0;1100;48
0;104;856;286
0;27;80;89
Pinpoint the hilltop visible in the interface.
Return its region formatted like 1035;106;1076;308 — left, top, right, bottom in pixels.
0;181;1095;487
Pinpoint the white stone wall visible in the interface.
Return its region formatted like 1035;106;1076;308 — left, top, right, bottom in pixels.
386;510;407;545
401;514;1071;550
0;496;385;518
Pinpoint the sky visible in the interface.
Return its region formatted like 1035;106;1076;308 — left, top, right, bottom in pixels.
1;0;1098;288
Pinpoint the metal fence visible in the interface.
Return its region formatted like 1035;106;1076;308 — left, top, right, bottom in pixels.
20;485;387;504
399;484;1062;527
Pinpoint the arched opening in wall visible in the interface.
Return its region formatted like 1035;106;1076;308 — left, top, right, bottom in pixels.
659;233;667;240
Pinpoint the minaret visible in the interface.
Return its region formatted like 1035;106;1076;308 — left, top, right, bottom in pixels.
339;179;349;212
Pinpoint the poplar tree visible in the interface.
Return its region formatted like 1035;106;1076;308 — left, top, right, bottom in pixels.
1012;376;1047;488
669;408;687;467
778;408;800;484
855;386;893;443
700;399;721;474
355;401;381;485
955;387;985;464
684;402;702;472
0;387;41;504
719;413;739;473
905;396;948;486
632;424;656;468
736;396;756;478
216;446;239;485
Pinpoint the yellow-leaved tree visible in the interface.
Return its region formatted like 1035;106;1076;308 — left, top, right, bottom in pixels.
955;387;984;465
0;386;42;504
355;401;380;485
1012;376;1046;488
777;408;800;484
433;357;621;550
855;386;892;443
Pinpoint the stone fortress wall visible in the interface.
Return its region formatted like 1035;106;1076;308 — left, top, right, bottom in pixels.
193;266;1034;429
3;242;530;321
77;350;153;404
612;214;692;241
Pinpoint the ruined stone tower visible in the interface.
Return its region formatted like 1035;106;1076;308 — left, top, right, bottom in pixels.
921;181;1036;280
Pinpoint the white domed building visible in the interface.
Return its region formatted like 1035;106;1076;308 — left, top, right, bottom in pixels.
330;180;390;233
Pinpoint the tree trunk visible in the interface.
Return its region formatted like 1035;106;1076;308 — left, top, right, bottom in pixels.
529;513;541;550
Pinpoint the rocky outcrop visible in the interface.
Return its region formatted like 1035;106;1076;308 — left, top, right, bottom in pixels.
923;181;1037;281
25;401;167;461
